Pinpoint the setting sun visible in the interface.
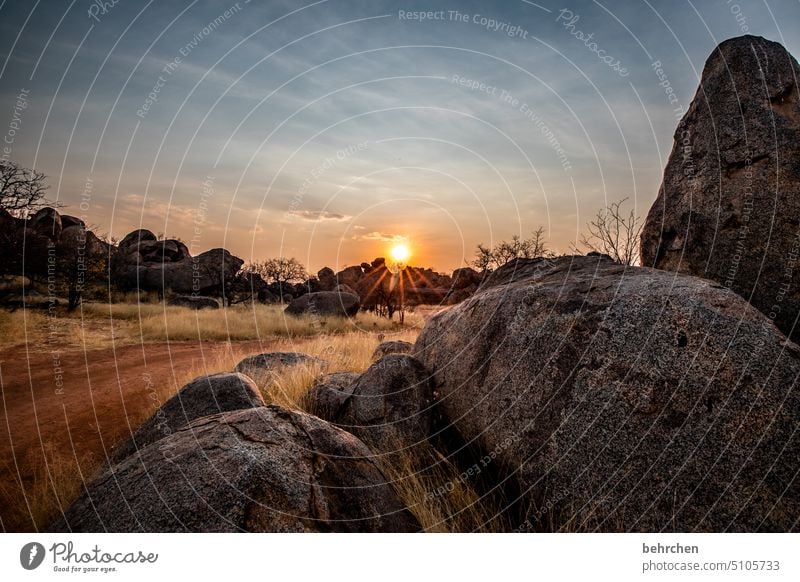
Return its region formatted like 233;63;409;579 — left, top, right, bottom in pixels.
390;243;411;263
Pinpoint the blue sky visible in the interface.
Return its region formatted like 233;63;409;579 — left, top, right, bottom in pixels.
1;0;799;271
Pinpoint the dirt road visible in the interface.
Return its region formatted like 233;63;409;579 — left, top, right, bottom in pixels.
0;339;268;531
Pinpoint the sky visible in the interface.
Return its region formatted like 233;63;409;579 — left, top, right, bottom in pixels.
1;0;799;273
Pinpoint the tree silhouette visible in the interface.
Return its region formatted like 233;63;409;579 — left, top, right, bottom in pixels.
0;161;52;216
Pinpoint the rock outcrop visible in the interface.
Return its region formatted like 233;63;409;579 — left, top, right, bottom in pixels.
284;291;360;317
27;207;62;240
113;229;243;296
53;407;420;532
415;255;800;532
641;35;800;342
110;372;264;463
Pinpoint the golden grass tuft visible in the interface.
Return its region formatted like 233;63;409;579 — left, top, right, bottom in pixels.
373;444;504;533
0;442;99;532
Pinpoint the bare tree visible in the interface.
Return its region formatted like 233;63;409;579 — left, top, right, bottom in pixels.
247;257;307;301
580;198;643;266
471;243;494;272
0;161;51;216
248;257;307;284
471;226;551;271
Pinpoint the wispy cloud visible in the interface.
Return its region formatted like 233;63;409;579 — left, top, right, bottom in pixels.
288;210;352;221
353;231;406;243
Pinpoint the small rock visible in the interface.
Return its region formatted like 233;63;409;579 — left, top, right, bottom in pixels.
371;340;414;361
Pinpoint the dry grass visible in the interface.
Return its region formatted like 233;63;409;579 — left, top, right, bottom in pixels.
82;302;413;342
374;444;504;532
0;302;427;352
0;442;99;532
153;329;419;413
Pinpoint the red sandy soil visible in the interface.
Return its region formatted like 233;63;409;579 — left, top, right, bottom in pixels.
0;339;268;531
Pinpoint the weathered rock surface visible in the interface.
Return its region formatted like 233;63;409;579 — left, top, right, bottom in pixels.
53;407;420;532
168;295;219;309
335;355;435;452
302;372;361;420
372;340;414;361
415;255;800;532
60;215;85;229
285;291;360;317
641;35;800;342
110;372;264;463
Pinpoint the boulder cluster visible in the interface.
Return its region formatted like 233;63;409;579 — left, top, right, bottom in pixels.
111;228;243;296
288;260;486;317
54;353;425;532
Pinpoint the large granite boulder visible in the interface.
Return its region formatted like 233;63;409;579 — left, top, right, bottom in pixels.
336;265;365;290
415;255;800;532
316;267;336;291
60;214;85;229
285;291;360;318
110;372;264;463
451;267;482;289
641;35;800;342
335;283;357;296
334;355;435;452
52;407;420;532
56;225;108;258
118;228;157;250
